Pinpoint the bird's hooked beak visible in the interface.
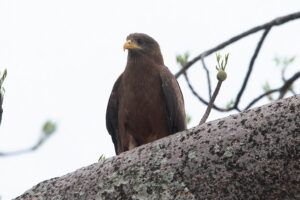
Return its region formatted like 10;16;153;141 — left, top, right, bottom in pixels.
123;40;141;51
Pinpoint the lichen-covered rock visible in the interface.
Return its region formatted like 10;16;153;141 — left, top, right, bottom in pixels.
15;95;300;200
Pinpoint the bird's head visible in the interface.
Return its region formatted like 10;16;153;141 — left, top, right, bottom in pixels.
124;33;163;64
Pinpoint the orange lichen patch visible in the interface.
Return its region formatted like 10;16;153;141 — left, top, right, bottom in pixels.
185;192;191;197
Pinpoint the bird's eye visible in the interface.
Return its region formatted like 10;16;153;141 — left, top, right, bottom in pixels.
136;39;143;45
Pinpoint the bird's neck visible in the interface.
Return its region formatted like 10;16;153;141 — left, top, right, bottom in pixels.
124;55;163;80
127;52;164;66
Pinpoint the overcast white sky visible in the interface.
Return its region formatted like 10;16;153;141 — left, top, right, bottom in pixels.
0;0;299;199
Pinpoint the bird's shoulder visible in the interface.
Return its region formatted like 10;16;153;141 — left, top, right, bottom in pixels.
159;66;180;90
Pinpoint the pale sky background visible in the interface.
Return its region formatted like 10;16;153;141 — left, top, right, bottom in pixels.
0;0;299;199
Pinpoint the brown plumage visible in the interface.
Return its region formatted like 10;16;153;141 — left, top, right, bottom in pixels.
106;33;186;155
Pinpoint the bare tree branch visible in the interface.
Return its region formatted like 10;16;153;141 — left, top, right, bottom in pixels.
200;56;212;99
279;71;300;99
0;146;38;157
0;69;7;126
175;11;300;78
233;27;271;109
177;11;300;114
0;140;45;157
0;93;3;125
244;71;300;109
244;89;280;110
0;121;57;156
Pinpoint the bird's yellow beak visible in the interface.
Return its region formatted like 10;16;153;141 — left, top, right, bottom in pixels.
123;40;141;51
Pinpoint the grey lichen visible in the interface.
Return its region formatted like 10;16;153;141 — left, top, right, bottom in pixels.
223;147;233;158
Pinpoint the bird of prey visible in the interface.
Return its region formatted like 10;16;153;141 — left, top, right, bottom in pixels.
106;33;186;155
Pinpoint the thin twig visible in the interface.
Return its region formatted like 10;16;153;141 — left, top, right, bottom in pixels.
281;66;287;82
199;81;223;125
201;56;212;99
244;89;280;110
244;71;300;109
183;72;208;105
290;89;296;95
0;94;3;125
0;148;35;157
0;69;7;126
279;71;300;99
175;11;300;78
0;140;43;157
183;72;228;112
233;27;271;109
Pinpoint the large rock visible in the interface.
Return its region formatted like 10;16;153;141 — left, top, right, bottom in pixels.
15;95;300;200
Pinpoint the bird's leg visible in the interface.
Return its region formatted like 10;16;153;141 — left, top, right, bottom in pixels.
127;133;138;151
119;129;138;153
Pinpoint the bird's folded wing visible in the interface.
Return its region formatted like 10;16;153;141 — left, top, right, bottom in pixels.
160;67;187;134
106;74;123;154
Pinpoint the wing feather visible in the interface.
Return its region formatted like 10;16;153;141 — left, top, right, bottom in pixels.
106;74;122;154
160;67;186;134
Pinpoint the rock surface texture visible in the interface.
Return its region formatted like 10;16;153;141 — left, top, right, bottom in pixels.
15;95;300;200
